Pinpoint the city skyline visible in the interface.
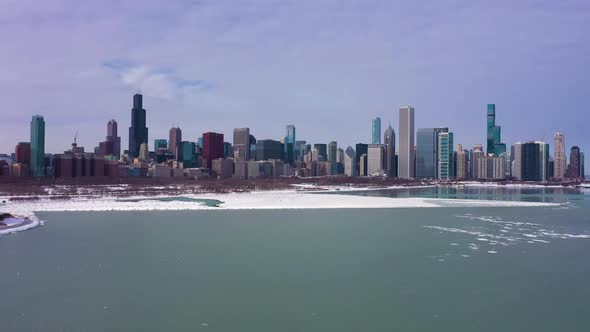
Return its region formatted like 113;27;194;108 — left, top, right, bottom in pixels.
1;1;589;154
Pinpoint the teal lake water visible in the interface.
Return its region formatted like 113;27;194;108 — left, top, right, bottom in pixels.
1;188;590;331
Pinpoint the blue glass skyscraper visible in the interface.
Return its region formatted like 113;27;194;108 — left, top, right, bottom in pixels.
285;125;296;163
30;115;45;177
438;131;454;180
372;117;381;144
416;127;448;179
487;104;506;155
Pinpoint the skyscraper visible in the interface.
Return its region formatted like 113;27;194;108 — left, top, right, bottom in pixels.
203;132;224;168
367;144;385;175
568;146;581;179
285;125;296;163
256;139;283;161
455;145;468;179
181;141;197;168
354;143;368;176
520;141;549;181
313;144;327;161
328;141;337;162
472;144;485;179
384;124;396;177
233;128;250;160
169;127;182;160
139;142;149;162
106;119;121;158
437;132;454;180
553;132;566;180
372;117;381;145
344;146;356;177
399;106;415;178
416;128;447;179
486;104;506;155
128;94;148;159
581;152;585;179
30;115;45;177
511;143;523;180
15;142;31;165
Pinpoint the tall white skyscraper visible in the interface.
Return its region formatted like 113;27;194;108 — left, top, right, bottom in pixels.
554;132;566;180
398;106;415;178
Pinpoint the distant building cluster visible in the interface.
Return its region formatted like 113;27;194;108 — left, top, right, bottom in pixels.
0;96;585;183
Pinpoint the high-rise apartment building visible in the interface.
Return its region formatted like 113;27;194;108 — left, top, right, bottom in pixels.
372;117;381;145
384;124;396;177
553;132;566;180
568;146;581;179
437;132;454;180
399;106;415;178
511;143;523;180
455;146;468;179
128;94;148;158
30;115;45;177
169;127;182;160
471;144;484;179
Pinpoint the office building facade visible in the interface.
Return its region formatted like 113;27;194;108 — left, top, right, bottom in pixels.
30;115;45;177
372;117;381;144
399;106;415;178
128;94;148;158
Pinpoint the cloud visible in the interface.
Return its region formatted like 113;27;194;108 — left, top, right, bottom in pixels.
102;61;211;100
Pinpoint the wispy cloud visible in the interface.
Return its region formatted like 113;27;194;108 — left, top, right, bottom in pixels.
102;61;211;100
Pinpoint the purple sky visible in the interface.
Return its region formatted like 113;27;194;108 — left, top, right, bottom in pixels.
1;0;589;157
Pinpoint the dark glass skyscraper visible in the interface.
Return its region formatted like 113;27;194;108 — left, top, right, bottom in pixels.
384;124;396;177
128;94;148;159
257;139;283;161
106;119;121;158
355;143;368;176
313;144;327;161
203;132;224;168
30;115;45;177
568;146;581;179
486;104;506;155
520;142;549;181
416;128;447;179
285;125;296;163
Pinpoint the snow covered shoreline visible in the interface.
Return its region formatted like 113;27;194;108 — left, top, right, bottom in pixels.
0;189;561;235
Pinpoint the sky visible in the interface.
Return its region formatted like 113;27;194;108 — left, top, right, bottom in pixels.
1;0;589;157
